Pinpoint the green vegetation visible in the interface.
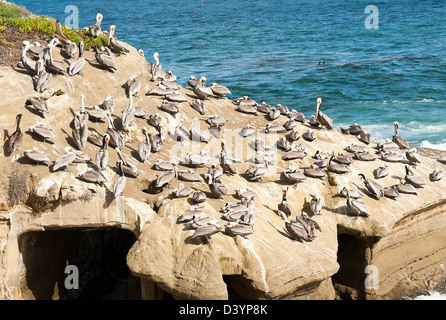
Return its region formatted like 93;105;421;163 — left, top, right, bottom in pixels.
0;2;109;50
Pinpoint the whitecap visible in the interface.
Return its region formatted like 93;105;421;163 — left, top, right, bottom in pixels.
420;140;446;151
412;290;446;300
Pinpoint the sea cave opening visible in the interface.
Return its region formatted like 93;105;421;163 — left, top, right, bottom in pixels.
18;228;141;300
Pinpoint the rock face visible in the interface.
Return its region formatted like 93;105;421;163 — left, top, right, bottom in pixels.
0;27;446;300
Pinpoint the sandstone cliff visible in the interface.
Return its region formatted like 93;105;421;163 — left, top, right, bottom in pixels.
0;24;445;300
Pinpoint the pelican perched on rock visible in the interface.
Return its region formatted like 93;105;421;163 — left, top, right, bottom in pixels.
23;147;52;165
392;121;410;150
79;168;108;186
345;187;370;217
178;205;204;223
210;83;231;98
155;160;177;188
193;77;215;100
189;118;210;143
204;174;227;198
72;112;88;150
54;20;70;46
303;165;327;179
278;187;292;216
113;159;127;198
316;97;333;130
115;147;140;178
95;134;110;171
281;164;306;184
34;59;52;93
46;40;68;74
373;164;389;179
138;127;151;163
393;179;418;195
191;222;221;244
94;46;117;71
225;222;254;237
109;25;130;54
105;111;124;149
190;99;207;115
151;52;163;81
358;173;384;199
166;90;188;103
68;41;86;76
20;41;37;73
53;147;77;172
7;114;24;155
406;148;421;164
278;210;311;242
302;130;316;142
358;131;372;144
310;195;323;215
245;161;269;182
178;169;204;183
404;165;426;188
339;187;363;199
172;183;195;198
89;13;103;37
29;120;58;142
429;169;444;182
121;95;136;129
240;125;256;137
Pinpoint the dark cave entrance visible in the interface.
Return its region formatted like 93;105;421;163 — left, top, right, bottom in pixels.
332;232;379;300
18;228;141;300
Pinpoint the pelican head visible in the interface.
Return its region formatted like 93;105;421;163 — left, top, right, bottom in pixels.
317;97;322;105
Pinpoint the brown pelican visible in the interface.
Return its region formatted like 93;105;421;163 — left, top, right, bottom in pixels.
268;107;281;120
21;41;37;73
151;52;163;81
327;154;350;174
72;149;91;164
333;153;353;165
101;96;115;115
115;147;140;178
219;148;238;175
287;109;306;122
63;39;77;59
53;147;77;172
159;100;179;114
172;183;195;198
277;136;291;151
192;191;207;204
72;112;88;150
190;99;207;115
86;106;107;122
380;151;406;163
189;118;210;143
353;151;376;161
430;169;444;182
109;25;130;54
348;123;364;135
276;104;289;115
303;165;328;179
210;83;231;98
29;120;58;142
206;115;228;131
265;123;286;134
178;205;205;223
392;121;410;149
283;118;297;131
166;90;188;103
291;212;321;240
394;179;418;195
79;168;108;186
339;187;363;199
188;76;200;88
244;162;269;182
345;143;365;153
152;159;175;171
148;113;162;130
281;164;306;184
235;188;258;200
287;127;301;141
191;222;221;244
208;164;224;180
149;125;164;152
95;134;110;171
172;119;190;142
383;187;400;200
77;95;89;128
180;151;210;167
178;169;204;183
105;111;124;149
406;148;421;164
164;70;177;82
193;77;215;100
316;98;333;129
204;174;228;198
94;46;117;71
7;114;24;155
121;95;136;129
54;20;70;46
225;222;254;237
27;41;44;57
127;78;141;97
23;147;51;165
405;165;426;188
278;210;311;242
358;131;372;144
34;59;52;93
146;83;173;96
113;159;127;198
89;13;103;37
358;173;384;199
309;115;320;128
281;144;307;161
46;40;68;74
278;187;292;216
310;195;323;215
237;102;259;115
68;41;85;76
302;130;316;142
373;164;389;179
240;125;256;137
345;187;370;217
155;160;177;188
234;96;258;106
138;127;151;163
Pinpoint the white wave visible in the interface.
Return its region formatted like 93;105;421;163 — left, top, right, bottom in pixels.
412;290;446;300
420;140;446;151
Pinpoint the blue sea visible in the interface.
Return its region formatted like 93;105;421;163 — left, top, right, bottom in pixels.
12;0;446;148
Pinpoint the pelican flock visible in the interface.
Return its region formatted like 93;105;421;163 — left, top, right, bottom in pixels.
7;13;446;258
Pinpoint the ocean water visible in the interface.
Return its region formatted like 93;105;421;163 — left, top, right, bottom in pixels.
12;0;446;148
